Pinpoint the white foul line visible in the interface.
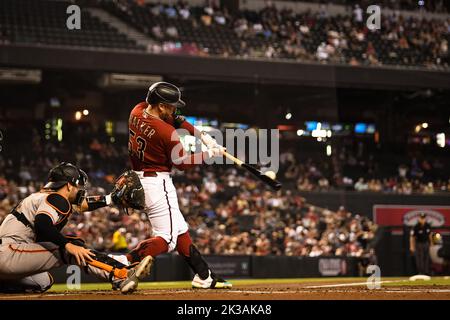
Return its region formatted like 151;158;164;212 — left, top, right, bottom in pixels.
305;279;410;289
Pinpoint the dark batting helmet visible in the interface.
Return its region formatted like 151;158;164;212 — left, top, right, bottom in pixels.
145;81;186;108
43;162;88;190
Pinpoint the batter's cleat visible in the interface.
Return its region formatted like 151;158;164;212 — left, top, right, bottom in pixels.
192;270;232;289
111;262;140;291
119;255;153;294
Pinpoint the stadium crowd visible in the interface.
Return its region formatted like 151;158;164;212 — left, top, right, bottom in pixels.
102;0;450;69
279;147;450;194
0;165;378;259
281;0;449;13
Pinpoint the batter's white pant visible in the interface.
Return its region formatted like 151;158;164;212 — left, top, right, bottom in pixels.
136;171;189;252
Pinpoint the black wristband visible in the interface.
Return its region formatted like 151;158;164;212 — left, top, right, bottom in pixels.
86;195;108;211
173;115;186;129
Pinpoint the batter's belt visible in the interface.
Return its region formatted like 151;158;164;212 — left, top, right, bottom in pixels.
143;171;157;177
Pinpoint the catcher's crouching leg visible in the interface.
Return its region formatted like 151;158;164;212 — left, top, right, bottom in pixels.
0;272;54;293
63;237;153;294
176;232;232;289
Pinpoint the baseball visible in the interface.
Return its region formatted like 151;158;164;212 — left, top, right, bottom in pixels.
264;170;276;180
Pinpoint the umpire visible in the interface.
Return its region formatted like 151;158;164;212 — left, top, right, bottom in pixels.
409;213;433;275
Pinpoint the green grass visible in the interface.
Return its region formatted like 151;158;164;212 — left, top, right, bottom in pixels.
382;277;450;287
48;276;450;293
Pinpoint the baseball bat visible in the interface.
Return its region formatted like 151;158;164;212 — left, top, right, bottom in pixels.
222;151;282;191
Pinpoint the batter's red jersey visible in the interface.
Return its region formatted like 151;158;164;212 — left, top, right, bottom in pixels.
128;102;207;173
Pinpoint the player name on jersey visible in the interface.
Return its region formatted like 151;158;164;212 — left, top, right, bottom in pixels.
129;114;156;139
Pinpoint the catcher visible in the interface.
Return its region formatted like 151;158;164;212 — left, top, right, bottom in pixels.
0;162;152;294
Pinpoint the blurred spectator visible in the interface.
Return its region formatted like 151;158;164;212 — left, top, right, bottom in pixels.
166;25;179;38
112;227;128;252
353;4;363;23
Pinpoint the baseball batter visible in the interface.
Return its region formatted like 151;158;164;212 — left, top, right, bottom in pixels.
0;162;152;294
125;81;232;289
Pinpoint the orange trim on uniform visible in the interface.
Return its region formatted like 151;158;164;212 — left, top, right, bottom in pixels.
8;244;59;254
45;193;71;215
55;211;72;226
65;235;84;241
36;211;57;224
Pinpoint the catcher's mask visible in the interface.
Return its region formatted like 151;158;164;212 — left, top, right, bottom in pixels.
44;162;88;205
146;81;186;109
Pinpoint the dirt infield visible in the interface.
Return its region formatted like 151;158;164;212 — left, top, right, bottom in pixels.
1;280;450;300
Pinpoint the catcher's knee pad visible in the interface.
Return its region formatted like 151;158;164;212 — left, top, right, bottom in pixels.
182;245;210;280
40;272;54;293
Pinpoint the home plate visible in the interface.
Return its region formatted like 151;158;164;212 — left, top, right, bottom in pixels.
409;275;431;281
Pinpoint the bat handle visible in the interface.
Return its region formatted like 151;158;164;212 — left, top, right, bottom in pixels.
223;151;244;166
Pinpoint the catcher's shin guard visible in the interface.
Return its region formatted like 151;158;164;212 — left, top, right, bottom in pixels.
74;250;130;280
182;245;210;280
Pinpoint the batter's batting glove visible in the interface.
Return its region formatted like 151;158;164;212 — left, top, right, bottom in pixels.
111;171;146;211
201;132;220;149
206;145;226;158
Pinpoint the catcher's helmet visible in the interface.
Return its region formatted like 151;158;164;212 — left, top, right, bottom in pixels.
43;162;88;190
145;81;185;108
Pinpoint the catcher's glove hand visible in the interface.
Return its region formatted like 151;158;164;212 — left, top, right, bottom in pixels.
111;170;145;210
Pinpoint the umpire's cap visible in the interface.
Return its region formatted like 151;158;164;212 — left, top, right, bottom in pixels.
43;162;88;190
146;81;186;108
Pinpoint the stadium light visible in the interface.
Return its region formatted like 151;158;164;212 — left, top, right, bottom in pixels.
436;133;446;148
421;122;428;129
56;118;63;142
83;109;89;116
75;111;82;120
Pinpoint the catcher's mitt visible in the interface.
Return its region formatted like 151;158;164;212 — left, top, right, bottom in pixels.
111;170;145;211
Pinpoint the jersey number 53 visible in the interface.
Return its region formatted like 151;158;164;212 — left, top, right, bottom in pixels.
128;129;147;162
